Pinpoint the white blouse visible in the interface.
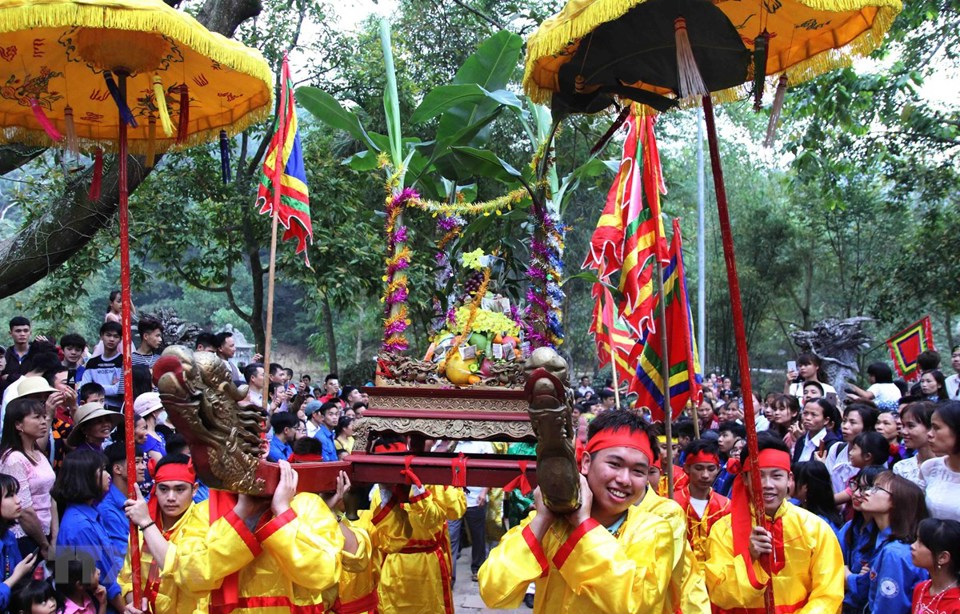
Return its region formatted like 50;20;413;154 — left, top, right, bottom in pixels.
920;457;960;521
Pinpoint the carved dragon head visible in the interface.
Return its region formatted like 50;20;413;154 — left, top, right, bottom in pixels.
153;346;267;494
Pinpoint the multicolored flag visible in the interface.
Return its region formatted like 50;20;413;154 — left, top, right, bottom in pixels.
590;285;635;386
582;109;668;338
256;54;312;263
628;219;702;421
886;316;935;381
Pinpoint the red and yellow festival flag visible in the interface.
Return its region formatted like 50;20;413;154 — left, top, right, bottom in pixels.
257;55;312;262
590;285;635;386
628;220;702;421
886;316;935;381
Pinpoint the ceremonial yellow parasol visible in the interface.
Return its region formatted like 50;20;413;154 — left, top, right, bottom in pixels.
0;0;273;607
523;0;901;111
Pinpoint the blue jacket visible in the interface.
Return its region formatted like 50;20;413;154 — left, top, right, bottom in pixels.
0;528;22;610
267;436;293;463
713;466;735;497
845;526;928;614
56;503;123;603
97;484;131;564
314;425;338;462
840;517;877;611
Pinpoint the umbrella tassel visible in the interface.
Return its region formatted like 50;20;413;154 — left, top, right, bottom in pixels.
590;105;632;155
29;99;63;142
64;105;79;159
753;31;770;111
219;130;231;183
674;17;707;99
103;71;138;128
88;147;104;201
146;117;157;169
764;74;789;148
177;84;190;145
152;75;174;137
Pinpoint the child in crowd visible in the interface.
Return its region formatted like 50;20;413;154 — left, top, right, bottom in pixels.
911;518;960;613
53;552;108;614
792;461;842;535
825;403;879;495
13;580;59;614
876;409;904;464
845;472;928;614
0;473;40;611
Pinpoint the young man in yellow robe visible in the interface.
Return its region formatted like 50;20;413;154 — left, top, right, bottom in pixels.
673;439;731;563
478;410;676;613
160;460;369;614
705;431;844;613
120;454;203;614
365;437;467;614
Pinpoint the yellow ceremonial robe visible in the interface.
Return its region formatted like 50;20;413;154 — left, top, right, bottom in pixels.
335;513;381;614
637;487;711;614
118;503;205;614
370;485;466;614
704;500;844;614
478;505;675;613
166;492;365;614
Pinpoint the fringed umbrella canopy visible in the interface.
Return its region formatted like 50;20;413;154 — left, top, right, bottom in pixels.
523;0;901;110
0;0;273;154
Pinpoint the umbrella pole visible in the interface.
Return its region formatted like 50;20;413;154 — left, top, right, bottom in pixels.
117;71;143;607
701;95;773;613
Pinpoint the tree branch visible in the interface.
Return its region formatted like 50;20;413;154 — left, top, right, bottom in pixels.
171;262;229;293
450;0;503;30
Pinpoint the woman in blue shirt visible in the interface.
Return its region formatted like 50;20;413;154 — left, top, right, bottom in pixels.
53;449;126;613
846;471;929;614
0;472;40;611
839;465;884;614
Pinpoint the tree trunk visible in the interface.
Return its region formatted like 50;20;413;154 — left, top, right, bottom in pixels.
322;295;338;373
355;304;364;364
0;0;263;299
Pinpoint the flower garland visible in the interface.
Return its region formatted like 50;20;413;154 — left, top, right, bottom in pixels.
409;187;528;218
380;186;418;354
523;209;566;349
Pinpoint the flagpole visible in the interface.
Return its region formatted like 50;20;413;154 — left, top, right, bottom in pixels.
263;55;290;415
703;95;773;613
696;108;707;380
655;254;673;498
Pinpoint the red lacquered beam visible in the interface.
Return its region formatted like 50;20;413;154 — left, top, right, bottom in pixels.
346;453;538;489
362;409;532;422
256;460;351;493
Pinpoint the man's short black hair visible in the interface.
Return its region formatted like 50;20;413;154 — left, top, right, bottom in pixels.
340;386;358;400
195;332;217;350
675;420;696;440
284;367;294;378
684;438;720;459
320;401;340;416
866;362;894;384
79;382;106;403
137;316;163;338
100;321;122;336
243;362;263;384
8;316;30;330
301;374;312;382
739;431;790;464
917;350;941;372
718;421;746;439
23;349;62;376
292;436;322;456
104;441;143;470
59;333;86;350
269;363;283;376
213;331;232;349
597;389;615;400
164;432;189;456
325;373;338;383
270;412;299;432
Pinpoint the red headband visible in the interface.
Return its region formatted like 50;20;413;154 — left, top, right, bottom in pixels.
153;461;196;485
585;427;654;463
726;448;791;476
373;441;407;454
684;451;720;467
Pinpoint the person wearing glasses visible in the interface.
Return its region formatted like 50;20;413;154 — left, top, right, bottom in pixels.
844;472;929;614
838;466;886;614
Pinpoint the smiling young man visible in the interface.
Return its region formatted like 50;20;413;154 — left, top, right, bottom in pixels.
704;432;844;613
674;439;730;564
479;410;675;613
